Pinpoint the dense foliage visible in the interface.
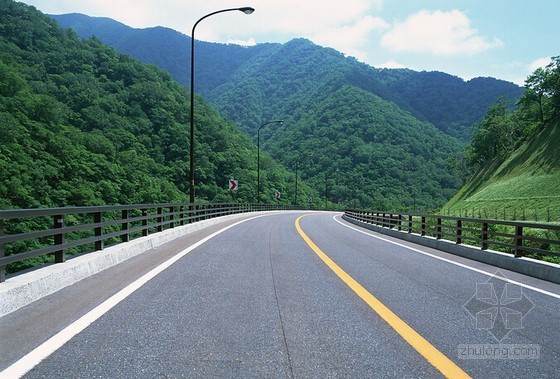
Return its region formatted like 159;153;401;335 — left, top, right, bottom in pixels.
207;39;463;210
0;0;310;209
50;13;261;96
50;13;526;210
445;56;560;225
464;56;560;173
376;71;524;140
53;13;524;142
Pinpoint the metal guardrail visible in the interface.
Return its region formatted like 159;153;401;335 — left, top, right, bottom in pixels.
344;209;560;259
0;203;299;282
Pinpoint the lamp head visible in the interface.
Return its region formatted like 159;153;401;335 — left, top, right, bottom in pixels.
239;7;255;14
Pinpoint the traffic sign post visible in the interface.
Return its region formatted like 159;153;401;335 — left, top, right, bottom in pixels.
229;178;238;191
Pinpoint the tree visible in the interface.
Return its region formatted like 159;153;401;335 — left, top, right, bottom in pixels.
519;56;560;125
467;100;518;169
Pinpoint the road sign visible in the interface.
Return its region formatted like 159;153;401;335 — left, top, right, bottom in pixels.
275;190;281;199
229;178;238;191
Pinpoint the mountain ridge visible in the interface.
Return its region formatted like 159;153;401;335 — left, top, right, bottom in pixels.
51;13;524;141
48;11;524;210
0;0;310;209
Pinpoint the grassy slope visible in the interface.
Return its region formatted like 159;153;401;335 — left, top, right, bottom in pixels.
444;119;560;221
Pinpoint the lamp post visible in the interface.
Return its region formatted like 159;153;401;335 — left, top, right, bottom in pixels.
189;7;254;203
293;153;311;206
257;120;284;203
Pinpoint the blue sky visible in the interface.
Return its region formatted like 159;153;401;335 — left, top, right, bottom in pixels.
20;0;559;85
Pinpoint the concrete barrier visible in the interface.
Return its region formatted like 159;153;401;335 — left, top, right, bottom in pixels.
342;215;560;285
0;212;264;317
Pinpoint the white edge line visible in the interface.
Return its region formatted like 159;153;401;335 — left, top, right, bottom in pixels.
332;215;560;300
0;214;268;379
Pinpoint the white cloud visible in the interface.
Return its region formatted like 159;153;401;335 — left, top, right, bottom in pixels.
380;10;503;56
23;0;389;70
226;38;257;47
377;60;407;69
312;16;389;62
528;57;552;72
21;0;522;85
21;0;384;42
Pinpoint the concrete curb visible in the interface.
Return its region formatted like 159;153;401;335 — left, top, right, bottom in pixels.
0;212;268;317
342;215;560;285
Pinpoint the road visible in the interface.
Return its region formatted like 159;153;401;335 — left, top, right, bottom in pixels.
1;211;559;378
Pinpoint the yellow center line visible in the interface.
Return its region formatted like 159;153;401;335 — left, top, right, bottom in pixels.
295;215;471;379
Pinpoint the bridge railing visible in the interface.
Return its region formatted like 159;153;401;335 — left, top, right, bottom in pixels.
0;203;298;282
344;209;560;260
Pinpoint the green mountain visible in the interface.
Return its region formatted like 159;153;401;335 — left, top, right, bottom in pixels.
0;0;311;209
48;13;527;210
51;13;524;141
206;38;463;209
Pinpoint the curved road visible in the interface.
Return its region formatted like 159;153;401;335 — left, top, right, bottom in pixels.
1;211;559;378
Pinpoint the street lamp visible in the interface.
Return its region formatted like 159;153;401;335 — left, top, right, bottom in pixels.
257;120;284;203
189;7;255;203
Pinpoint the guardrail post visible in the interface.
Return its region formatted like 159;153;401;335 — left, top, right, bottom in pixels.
408;215;413;233
180;205;185;226
421;216;426;236
398;214;402;231
456;219;462;244
94;212;103;251
169;206;175;228
0;219;5;282
157;207;163;232
481;222;489;250
53;214;65;263
436;217;442;239
514;226;523;257
121;210;129;243
188;204;193;224
142;209;149;236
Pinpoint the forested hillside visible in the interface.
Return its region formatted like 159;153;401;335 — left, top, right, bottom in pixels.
445;57;560;221
206;38;464;210
52;13;524;141
50;13;260;96
48;12;528;210
376;70;524;140
0;0;309;209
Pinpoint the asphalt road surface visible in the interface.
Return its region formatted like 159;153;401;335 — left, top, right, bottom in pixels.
1;211;559;378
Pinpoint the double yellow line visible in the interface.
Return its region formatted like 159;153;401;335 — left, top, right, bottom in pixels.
295;215;470;379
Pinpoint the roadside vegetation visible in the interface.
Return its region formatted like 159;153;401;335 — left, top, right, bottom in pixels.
0;0;317;211
443;57;560;263
445;56;560;222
